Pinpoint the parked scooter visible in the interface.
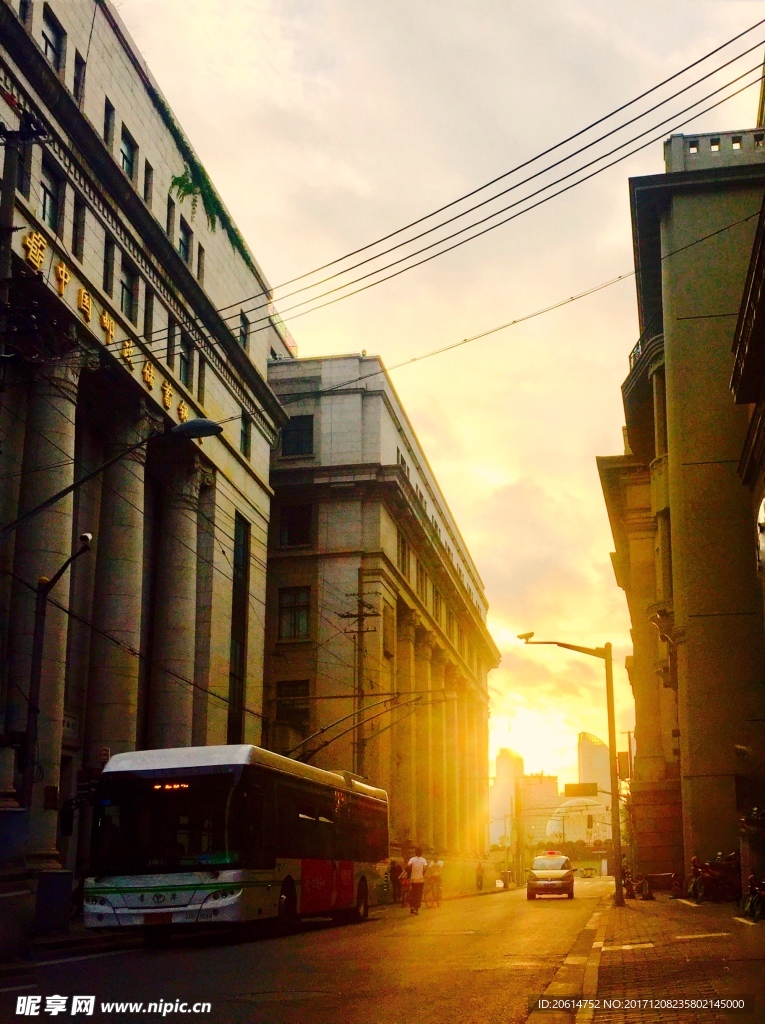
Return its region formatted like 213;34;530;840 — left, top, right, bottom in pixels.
741;874;765;921
687;851;741;904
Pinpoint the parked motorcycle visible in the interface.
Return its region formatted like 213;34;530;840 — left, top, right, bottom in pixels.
687;851;741;904
740;874;765;921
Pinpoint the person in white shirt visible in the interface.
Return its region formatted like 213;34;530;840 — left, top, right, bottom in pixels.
407;846;428;915
428;856;444;904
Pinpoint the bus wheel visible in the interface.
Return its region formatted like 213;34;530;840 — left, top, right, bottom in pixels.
277;879;297;930
352;879;369;923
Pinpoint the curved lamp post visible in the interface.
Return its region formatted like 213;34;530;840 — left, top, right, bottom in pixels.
518;631;625;907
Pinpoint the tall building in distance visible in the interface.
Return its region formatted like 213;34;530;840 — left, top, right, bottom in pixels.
0;0;292;875
264;354;500;858
578;732;611;810
489;748;524;846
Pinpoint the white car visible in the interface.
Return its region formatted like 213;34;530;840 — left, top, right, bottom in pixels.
527;852;574;899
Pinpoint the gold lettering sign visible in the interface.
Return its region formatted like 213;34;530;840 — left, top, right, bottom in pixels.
77;288;92;323
177;399;189;423
21;231;47;270
54;261;70;296
120;337;134;370
142;361;155;389
161;380;173;410
99;309;115;344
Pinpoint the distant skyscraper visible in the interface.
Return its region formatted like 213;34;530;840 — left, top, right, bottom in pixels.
489;749;524;845
578;732;611;809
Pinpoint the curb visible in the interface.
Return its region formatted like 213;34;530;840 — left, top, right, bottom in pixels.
525;896;611;1024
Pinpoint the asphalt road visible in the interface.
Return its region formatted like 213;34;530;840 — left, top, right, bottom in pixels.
19;877;611;1024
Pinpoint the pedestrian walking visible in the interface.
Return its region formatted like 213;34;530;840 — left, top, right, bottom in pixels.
475;861;484;891
407;846;428;915
427;854;444;906
390;859;403;904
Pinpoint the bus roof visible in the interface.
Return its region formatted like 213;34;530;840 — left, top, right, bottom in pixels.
103;744;387;802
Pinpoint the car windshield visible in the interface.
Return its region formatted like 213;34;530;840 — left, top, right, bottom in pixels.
91;770;242;875
532;857;569;870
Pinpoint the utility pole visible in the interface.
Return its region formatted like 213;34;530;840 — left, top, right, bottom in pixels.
0;105;47;310
621;730;634;779
356;566;365;777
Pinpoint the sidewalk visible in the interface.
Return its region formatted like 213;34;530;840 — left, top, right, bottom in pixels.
526;892;765;1023
585;894;765;1022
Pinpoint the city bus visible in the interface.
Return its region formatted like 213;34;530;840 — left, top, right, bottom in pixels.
84;744;389;929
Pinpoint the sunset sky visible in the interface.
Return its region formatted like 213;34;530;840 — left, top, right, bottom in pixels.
118;0;765;788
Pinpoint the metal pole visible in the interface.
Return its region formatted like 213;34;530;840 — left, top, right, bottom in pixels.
0;135;20;307
605;642;625;906
356;566;365;776
20;582;47;808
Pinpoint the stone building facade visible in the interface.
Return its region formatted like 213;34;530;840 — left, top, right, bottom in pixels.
264;355;500;858
599;128;765;873
0;0;292;874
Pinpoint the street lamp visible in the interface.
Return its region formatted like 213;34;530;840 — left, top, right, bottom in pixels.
20;533;93;808
518;631;625;907
0;417;223;540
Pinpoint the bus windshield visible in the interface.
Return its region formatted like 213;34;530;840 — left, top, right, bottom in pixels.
91;771;242;875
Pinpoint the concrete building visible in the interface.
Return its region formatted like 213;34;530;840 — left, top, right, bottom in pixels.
264;354;500;858
489;748;524;846
0;0;292;875
577;732;611;811
599;127;765;873
521;773;559;848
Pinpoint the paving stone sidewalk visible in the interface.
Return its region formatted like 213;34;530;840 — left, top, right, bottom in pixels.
587;893;765;1024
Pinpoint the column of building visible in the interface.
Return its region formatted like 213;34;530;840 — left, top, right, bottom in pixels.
430;646;447;854
6;355;84;867
456;679;470;855
86;402;159;768
414;626;433;849
443;662;460;854
149;454;201;749
393;607;417;847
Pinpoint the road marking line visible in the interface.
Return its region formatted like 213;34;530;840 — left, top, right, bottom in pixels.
592;940;603;948
674;932;729;940
733;917;757;926
35;949;133;966
601;942;654;951
0;984;37;994
676;899;700;907
565;956;588;965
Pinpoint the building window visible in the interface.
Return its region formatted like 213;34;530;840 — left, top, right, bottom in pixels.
238;311;249;351
103;236;115;296
103;97;115;151
166;195;175;241
73;51;86;105
120;127;137;182
278;587;310;640
397;447;411;478
72;193;86;261
40;160;61;233
382;605;395;658
276;680;310;735
240;412;252;459
197;244;205;285
397;531;410;578
143;287;154;343
281;415;313;456
446;607;455;643
16;143;32;199
416;562;428;603
41;6;64;71
197;355;206;404
119;258;138;324
179;334;193;388
433;588;442;625
178;217;192;264
279;505;312;547
167;316;177;369
143;161;153;207
227;513;250;744
19;0;32;26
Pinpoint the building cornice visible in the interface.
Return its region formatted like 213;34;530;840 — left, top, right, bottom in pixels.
0;3;287;430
